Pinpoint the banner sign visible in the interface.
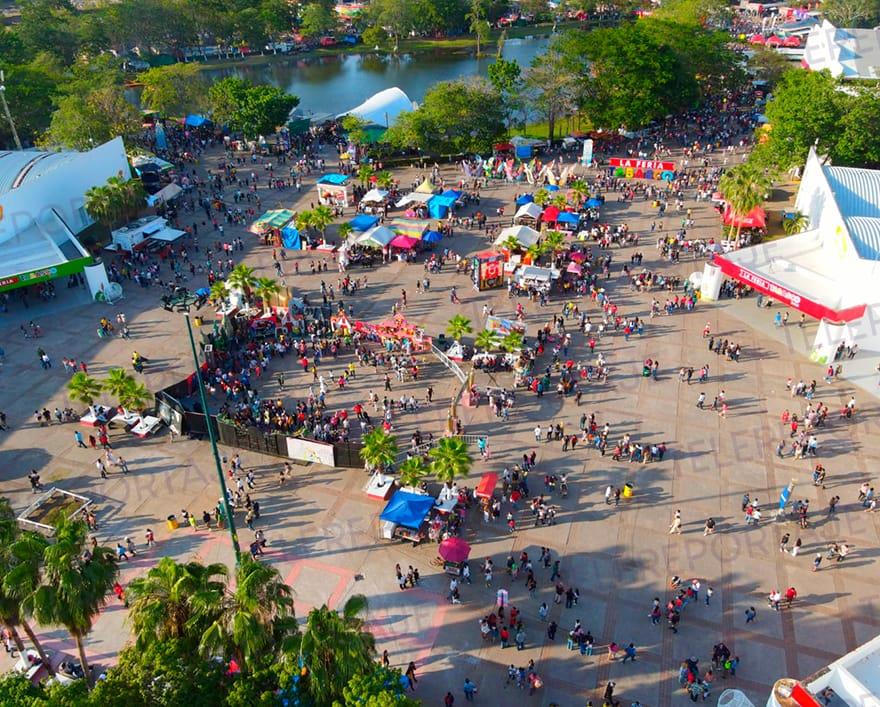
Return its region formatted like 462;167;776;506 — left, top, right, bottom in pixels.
607;157;675;181
581;139;593;166
713;255;866;323
286;437;336;466
0;257;92;293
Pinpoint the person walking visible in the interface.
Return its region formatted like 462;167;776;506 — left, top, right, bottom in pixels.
744;606;757;623
74;430;86;448
463;678;477;701
668;510;682;534
405;662;417;691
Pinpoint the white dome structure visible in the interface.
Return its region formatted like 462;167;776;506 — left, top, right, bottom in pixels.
337;87;414;128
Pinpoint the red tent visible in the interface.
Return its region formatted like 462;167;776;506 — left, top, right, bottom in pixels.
475;472;498;498
542;205;561;222
749;34;766;44
722;205;766;229
782;36;801;48
765;35;783;46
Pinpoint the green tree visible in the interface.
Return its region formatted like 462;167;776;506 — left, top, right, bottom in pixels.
374;170;394;189
300;2;338;38
783;211;809;236
209;280;229;304
718;163;771;246
103;369;151;415
361;25;390;49
297;595;375;704
834;91;880;168
44;86;142;150
233;84;299;138
0;674;43;704
819;0;879;27
466;0;491;56
84;176;144;229
474;328;502;352
397;456;426;488
357;163;376;185
338;222;354;245
369;0;417;53
195;557;297;674
568;179;589;205
487;58;521;95
543;229;565;253
501;330;524;352
525;242;545;264
139;63;206;116
428;436;472;487
386;78;507;154
0;62;59;148
227;264;257;297
126;558;228;648
15;0;79;65
343;115;370;145
13;516;118;687
748;47;792;87
310;204;335;240
360;428;398;472
341;666;420;707
67;372;103;416
533;189;551;206
446;314;473;342
254;277;282;312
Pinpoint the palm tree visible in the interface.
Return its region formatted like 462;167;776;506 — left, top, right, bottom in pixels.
84;186;113;228
227;264;256;300
360;427;398;473
119;380;152;414
533;189;551;207
501;330;524;353
568;179;588;205
297;595;375;703
397;457;426;489
295;209;315;237
254;277;282;313
209;280;228;304
543;229;565;253
102;368;134;407
474;329;502;352
466;0;490;56
428;436;472;488
311;205;334;242
68;372;103;417
783;210;809;236
446;314;473;342
126;558;228;648
525;242;545;265
0;500;53;672
718;163;771;246
374;170;393;190
499;234;521;252
14;517;117;686
357;164;375;186
337;222;354;246
551;193;568;210
195;557;296;673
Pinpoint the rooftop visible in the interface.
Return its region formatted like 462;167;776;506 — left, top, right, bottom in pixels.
0;150;79;197
823;164;880;260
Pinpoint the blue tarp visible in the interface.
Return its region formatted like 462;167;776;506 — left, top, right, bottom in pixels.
515;145;532;159
281;226;301;250
428;194;457;219
545;184;560;192
586;197;602;208
515;194;534;206
349;214;379;232
380;491;435;529
185;114;208;127
318;173;349;186
422;230;443;243
441;189;462;200
557;211;579;225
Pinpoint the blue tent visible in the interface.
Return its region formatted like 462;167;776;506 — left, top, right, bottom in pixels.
281;226;301;250
441;189;463;200
586;197;602;208
422;230;443;243
380;491;435;529
557;211;579;225
318;173;349;186
515;145;532;159
545;184;560;192
349;214;379;232
428;194;457;219
185;114;208;127
515;194;534;206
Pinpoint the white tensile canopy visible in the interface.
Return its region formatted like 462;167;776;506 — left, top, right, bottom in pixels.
494;225;541;248
337;87;414;127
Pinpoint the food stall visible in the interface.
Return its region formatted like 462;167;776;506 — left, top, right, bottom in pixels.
472;250;505;291
438;537;471;576
316;173;352;207
249;209;296;235
379;490;435;543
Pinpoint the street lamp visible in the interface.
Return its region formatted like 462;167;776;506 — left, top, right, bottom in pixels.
0;70;23;151
182;310;241;563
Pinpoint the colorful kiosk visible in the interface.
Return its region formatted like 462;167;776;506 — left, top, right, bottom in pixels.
472;250;505;290
316;173;352;207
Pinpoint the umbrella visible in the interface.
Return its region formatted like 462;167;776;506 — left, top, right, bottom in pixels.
569;251;586;263
390;234;420;249
586;198;602;208
566;262;583;275
422;230;443;243
438;537;471;563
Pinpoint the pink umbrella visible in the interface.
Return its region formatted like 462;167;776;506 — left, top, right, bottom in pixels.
390;234;419;249
749;34;766;44
439;537;471;563
569;251;586;263
566;262;583;275
765;35;783;46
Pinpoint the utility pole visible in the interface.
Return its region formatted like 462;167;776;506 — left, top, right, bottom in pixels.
0;70;22;151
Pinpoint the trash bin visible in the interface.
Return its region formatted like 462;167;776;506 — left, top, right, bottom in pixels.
193;316;204;327
166;514;178;531
623;483;634;498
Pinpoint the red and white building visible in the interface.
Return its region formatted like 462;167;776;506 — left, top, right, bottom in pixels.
701;147;880;363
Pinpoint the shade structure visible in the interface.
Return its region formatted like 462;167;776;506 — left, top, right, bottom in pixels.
514;202;543;222
357;225;396;248
380;490;435;529
349;214;379;232
438;537;471;564
250;209;295;233
475;472;498;499
516;193;534;206
586;197;602;208
749;33;766;44
281;226;300;249
184;114;208;127
390;218;431;239
428;194;457;219
422;230;443;243
442;189;463;200
317;173;349;186
722;205;767;229
415;178;435;194
390;234;419;249
494;225;541;248
569;251;586;263
557;211;579;225
545;184;560;192
542;205;561;222
395;192;433;208
566;261;583;275
361;188;389;204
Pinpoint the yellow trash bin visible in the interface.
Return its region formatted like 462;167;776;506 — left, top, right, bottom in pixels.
623;483;634;499
166;515;179;531
193;316;204;327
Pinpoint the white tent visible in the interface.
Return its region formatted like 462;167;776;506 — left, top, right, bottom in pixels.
357;225;396;248
338;87;414;127
146;182;183;206
494;225;541;248
361;188;389;204
395;192;433;208
514;202;543;222
149;226;187;242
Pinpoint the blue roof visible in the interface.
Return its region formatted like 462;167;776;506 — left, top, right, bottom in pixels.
185;114;208;127
318;173;349;185
824;165;880;261
429;194;457;207
516;194;534;206
557;211;579;224
441;189;462;200
380;490;435;528
349;214;379;231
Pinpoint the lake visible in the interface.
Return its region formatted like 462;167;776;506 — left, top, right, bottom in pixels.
199;37;550;118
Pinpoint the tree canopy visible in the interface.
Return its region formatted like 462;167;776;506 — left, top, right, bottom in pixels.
139;63;206;117
208;77;298;138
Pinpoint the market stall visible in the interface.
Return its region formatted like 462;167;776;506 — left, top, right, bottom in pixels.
427;193;458;219
249;209;295;235
349;214;379;232
438;537;471;576
475;472;498;499
316;173;352;207
356;225;396;249
389;218;431;240
379;490;435;542
390;234;419;250
556;211;580;231
513;202;543;226
494;225;540;249
354;312;432;353
472;250;505;290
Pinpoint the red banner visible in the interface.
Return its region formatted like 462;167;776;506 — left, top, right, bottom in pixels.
609;157;676;172
713;255;866;323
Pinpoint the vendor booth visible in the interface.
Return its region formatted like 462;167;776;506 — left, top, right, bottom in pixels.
475;472;498;499
513;202;543;225
390;218;431;239
494;225;540;249
516;265;560;288
472;250;505;290
316;173;352;207
427;193;458;219
110;216;184;252
556;211;580;231
356;225;396;249
395;192;433;209
359;188;389;212
390;234;419;250
349;214;379;232
379;490;435;542
250;209;295;235
281;225;300;250
438;537;471;576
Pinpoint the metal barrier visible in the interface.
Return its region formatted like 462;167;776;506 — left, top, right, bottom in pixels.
431;344;467;383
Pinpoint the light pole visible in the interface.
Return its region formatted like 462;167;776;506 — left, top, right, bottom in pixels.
0;70;22;151
183;311;241;563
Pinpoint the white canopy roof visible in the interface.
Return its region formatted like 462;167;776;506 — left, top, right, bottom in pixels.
514;202;543;221
395;192;433;208
494;225;541;248
361;188;389;203
517;265;560;282
357;225;396;247
149;226;187;242
146;182;183;206
338;87;414;127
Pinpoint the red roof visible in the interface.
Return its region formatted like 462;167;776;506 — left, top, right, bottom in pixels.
722;205;766;229
475;472;498;498
542;205;561;222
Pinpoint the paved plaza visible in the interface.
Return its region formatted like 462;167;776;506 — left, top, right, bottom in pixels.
0;144;878;706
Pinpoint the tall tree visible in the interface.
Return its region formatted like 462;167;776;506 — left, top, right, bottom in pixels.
0;62;59;148
360;428;399;472
139;64;206;117
466;0;491;56
44;87;141;150
299;2;338;38
819;0;879;27
428;436;472;487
